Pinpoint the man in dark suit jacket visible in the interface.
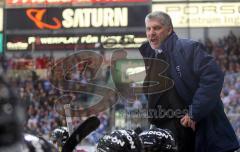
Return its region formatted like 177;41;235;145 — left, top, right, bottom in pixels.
139;11;239;152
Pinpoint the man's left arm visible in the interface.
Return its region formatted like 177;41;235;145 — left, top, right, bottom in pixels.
188;42;224;123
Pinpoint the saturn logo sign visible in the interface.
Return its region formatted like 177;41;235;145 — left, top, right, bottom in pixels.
26;7;128;30
26;9;61;30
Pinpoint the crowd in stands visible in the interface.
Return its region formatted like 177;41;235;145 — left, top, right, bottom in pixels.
0;32;239;144
4;53;111;143
205;31;240;73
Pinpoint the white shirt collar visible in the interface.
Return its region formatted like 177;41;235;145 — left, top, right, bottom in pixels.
154;49;163;57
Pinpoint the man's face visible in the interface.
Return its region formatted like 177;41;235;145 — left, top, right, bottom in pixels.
145;18;172;49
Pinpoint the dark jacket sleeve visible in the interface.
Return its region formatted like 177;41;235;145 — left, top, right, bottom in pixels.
189;42;224;122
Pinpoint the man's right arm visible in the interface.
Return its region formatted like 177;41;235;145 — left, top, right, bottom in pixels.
189;42;224;122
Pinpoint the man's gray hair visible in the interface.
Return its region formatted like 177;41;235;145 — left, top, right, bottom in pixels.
145;11;173;28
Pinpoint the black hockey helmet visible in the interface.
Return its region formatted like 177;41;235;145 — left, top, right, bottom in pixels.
97;129;143;152
51;126;69;146
139;128;177;152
